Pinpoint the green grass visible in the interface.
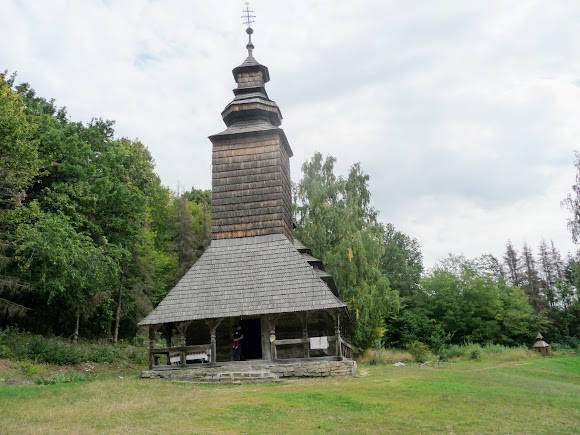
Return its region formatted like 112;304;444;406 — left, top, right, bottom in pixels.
0;355;579;434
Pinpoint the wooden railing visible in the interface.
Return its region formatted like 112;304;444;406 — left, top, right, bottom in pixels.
149;344;211;369
340;339;353;359
272;336;353;360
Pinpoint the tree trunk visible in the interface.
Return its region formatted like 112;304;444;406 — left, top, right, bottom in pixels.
113;273;124;345
73;309;80;344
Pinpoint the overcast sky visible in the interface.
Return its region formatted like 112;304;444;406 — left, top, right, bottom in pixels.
2;0;580;267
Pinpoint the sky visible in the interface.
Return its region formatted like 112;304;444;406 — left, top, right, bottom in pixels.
2;0;580;268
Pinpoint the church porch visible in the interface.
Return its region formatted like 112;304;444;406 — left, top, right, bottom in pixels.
146;309;352;371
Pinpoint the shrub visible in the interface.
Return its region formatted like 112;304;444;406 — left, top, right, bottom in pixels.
86;346;124;363
16;361;46;378
406;341;430;363
0;329;131;365
469;347;482;360
127;348;148;365
0;344;13;359
438;344;464;361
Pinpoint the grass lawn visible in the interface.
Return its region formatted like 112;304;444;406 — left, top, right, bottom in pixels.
1;355;579;434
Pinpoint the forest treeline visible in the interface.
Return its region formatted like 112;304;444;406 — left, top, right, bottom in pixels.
0;73;210;341
1;73;579;350
295;154;580;350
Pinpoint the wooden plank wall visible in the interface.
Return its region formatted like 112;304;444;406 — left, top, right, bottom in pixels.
275;311;335;359
211;132;293;240
236;71;264;89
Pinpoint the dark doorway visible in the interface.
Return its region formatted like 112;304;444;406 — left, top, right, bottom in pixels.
240;318;262;360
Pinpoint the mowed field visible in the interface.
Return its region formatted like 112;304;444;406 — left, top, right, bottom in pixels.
1;355;579;434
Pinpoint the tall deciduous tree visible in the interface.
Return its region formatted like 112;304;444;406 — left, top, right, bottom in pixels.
379;223;423;299
2;77;179;341
294;153;398;348
0;72;39;321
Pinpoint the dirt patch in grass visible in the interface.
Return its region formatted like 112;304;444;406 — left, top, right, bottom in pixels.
0;358;15;370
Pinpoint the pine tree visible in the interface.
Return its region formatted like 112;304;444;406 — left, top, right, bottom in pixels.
538;240;557;307
520;243;544;313
503;241;521;287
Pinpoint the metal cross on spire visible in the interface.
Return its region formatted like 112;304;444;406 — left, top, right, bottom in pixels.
242;2;255;28
242;2;256;56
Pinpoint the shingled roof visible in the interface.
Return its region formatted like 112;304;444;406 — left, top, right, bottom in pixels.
139;233;345;326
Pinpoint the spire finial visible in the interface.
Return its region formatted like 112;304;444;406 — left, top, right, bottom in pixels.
242;2;256;56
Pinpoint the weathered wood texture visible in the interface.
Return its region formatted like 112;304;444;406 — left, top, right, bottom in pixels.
211;132;293;240
237;71;264;89
274;311;335;359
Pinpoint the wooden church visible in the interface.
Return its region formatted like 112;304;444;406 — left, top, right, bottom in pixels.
139;16;353;379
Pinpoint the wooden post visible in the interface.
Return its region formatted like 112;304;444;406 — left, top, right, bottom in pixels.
268;315;278;360
335;311;342;359
205;318;223;363
175;322;190;367
148;325;158;369
164;324;173;366
297;312;309;358
260;316;271;361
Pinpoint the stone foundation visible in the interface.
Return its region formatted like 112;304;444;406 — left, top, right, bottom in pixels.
141;359;356;384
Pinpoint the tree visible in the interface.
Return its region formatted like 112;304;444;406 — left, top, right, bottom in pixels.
1;77;180;341
379;223;423;299
562;151;580;243
0;72;39;321
175;188;211;279
538;239;558;308
387;254;542;348
520;243;544;313
294;153;399;348
503;241;521;287
13;206;118;340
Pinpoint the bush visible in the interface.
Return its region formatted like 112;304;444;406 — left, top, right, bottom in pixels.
0;328;133;365
127;348;148;365
86;346;124;363
0;344;13;359
406;341;430;363
16;361;46;378
438;344;464;361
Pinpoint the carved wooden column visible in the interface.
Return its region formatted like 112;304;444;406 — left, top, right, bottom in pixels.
335;311;343;359
205;318;223;363
175;322;190;367
148;325;158;369
297;312;309;358
268;314;278;360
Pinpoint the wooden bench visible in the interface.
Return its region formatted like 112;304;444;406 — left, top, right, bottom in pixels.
169;349;211;365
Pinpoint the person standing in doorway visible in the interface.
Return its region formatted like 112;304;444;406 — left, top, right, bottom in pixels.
233;325;245;361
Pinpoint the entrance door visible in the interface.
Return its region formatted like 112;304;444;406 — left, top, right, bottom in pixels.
240;318;262;360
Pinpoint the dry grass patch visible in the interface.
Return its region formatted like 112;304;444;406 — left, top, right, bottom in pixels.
357;348;415;365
